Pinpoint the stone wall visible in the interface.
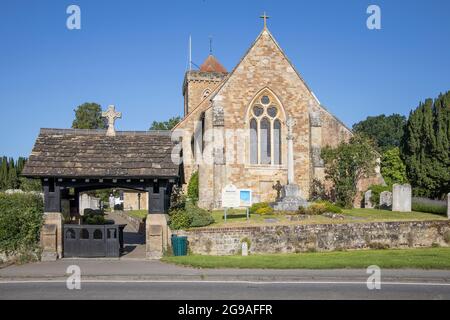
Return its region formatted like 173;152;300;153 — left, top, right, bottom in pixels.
123;191;148;211
175;220;450;255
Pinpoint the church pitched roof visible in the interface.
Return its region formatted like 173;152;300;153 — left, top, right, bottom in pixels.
22;129;180;178
199;54;227;73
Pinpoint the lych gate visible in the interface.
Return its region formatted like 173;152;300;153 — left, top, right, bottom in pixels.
22;127;181;260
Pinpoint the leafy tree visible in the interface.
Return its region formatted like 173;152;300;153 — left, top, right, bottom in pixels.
150;116;181;130
18;177;42;192
352;114;407;152
72;102;106;129
400;91;450;198
321;135;378;208
380;147;408;186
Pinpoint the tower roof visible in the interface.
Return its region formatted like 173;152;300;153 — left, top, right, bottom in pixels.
199;54;227;73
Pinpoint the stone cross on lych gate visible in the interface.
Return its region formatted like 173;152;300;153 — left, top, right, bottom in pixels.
102;105;122;137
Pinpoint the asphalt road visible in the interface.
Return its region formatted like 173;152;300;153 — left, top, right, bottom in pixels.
1;280;450;300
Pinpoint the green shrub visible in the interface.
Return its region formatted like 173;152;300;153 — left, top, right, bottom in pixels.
315;200;343;213
185;200;214;227
169;210;192;230
83;208;104;216
255;206;274;215
83;214;106;225
187;171;199;202
298;206;307;215
249;202;272;215
368;185;391;209
168;199;214;229
306;202;327;215
0;193;43;254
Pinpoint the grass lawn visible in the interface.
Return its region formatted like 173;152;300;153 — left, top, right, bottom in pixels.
162;247;450;269
207;208;446;228
124;210;147;220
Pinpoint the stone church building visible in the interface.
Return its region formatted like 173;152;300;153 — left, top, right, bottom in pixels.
175;23;383;209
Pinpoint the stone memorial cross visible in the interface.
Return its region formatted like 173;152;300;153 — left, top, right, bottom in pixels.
286;115;296;184
102;105;122;137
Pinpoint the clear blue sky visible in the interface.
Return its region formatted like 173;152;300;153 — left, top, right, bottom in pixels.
1;0;449;159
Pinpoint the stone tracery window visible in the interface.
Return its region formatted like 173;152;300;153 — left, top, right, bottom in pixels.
249;94;282;165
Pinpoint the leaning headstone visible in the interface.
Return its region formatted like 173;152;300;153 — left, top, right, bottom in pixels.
364;190;373;209
392;184;412;212
447;193;450;219
379;191;392;210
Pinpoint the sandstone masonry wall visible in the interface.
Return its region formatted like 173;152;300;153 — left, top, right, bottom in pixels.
175;220;450;255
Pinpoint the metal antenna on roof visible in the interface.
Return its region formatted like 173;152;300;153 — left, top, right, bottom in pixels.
189;35;192;71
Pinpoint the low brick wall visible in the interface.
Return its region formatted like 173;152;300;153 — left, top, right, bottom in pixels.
174;220;450;255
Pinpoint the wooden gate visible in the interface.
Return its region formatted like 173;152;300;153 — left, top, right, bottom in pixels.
63;225;121;257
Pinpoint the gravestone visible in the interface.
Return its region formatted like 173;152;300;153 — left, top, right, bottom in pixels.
379;191;392;210
241;242;248;256
392;184;412;212
364;190;373;209
447;193;450;219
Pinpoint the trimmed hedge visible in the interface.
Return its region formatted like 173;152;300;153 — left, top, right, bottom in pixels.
412;199;446;215
0;193;44;254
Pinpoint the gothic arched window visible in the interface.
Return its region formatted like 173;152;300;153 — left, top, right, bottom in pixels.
249;94;282;165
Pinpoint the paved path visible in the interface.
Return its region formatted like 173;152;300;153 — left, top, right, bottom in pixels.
105;211;146;259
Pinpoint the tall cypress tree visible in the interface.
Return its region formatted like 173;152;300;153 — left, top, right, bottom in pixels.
401;91;450;198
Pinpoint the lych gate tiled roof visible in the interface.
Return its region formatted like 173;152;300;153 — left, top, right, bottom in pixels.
22;129;180;178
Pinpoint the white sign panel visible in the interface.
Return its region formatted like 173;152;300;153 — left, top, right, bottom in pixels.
222;184;240;208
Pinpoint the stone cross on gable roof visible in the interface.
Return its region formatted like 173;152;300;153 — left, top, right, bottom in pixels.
102;105;122;137
260;12;270;29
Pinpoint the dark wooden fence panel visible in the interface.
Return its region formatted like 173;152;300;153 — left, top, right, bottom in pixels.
64;225;121;257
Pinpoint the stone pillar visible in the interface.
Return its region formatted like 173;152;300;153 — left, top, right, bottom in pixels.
40;212;63;261
146;214;169;259
286;116;295;185
392;184;412;212
447;193;450;219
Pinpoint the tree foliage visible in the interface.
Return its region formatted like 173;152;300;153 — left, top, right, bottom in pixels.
400;91;450;198
150;116;181;130
0;157;40;192
352;114;407;152
380;147;408;186
321;135;378;208
72;102;106;129
0;193;44;254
